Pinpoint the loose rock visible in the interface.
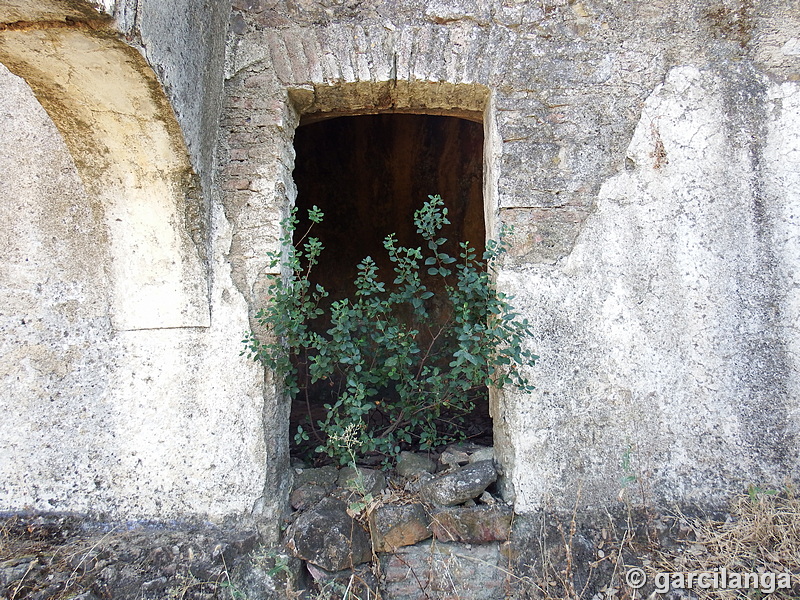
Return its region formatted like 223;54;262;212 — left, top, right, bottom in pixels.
440;442;491;470
369;503;432;552
292;465;339;490
478;491;497;505
306;562;380;599
290;484;329;511
396;451;436;478
419;460;498;506
284;496;372;571
337;466;386;496
439;447;471;470
291;465;340;510
469;447;495;464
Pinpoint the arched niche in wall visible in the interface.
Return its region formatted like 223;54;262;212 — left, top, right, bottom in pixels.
0;1;269;522
0;2;209;332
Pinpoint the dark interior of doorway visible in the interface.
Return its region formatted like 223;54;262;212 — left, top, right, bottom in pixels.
291;113;489;463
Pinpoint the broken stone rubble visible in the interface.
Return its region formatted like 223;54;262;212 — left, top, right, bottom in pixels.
289;465;339;510
419;460;498;507
337;466;387;496
0;514;299;600
284;446;507;598
283;495;372;572
395;451;437;478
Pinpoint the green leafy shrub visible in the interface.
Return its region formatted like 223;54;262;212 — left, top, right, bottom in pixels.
244;195;537;464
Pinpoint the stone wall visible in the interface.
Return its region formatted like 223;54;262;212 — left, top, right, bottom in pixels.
1;0;799;531
503;64;800;510
221;0;800;513
0;1;272;527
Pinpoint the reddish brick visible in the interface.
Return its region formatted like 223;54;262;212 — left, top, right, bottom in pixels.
431;505;513;543
224;116;250;126
228;132;256;146
229;148;250;161
227;96;271;110
222;179;251;191
223;163;255;177
249;112;280;127
244;73;272;88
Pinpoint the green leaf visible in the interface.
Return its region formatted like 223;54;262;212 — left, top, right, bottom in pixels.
244;192;536;466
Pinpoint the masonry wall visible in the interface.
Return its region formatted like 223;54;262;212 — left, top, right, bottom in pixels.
221;0;800;512
0;1;273;527
1;0;799;527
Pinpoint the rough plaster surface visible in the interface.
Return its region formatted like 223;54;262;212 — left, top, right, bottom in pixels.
766;82;800;407
499;66;800;510
220;0;800;513
112;0;231;204
0;62;114;514
0;11;268;523
0;27;208;331
2;0;800;524
0;0;104;22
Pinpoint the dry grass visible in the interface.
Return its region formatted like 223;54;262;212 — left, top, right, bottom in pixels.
0;515;96;600
4;485;799;600
0;515;247;600
650;486;800;599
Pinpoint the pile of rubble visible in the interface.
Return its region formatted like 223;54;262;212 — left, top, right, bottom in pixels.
285;443;516;600
0;444;521;600
0;514;274;600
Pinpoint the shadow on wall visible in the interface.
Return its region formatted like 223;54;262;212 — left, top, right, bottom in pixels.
0;1;269;522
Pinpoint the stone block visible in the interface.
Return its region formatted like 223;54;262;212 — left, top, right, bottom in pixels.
293;465;339;491
396;452;436;479
419;460;497;507
439;443;491;469
469;447;495;463
284;496;372;571
337;466;386;496
290;466;339;510
369;503;432;552
289;484;329;510
381;542;506;600
431;505;513;543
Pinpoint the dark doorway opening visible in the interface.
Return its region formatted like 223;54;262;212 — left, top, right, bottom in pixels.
291;113;488;461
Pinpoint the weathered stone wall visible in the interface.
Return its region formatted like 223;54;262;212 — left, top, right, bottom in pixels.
503;64;800;511
112;0;230;204
221;0;800;513
0;2;271;526
1;0;800;532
